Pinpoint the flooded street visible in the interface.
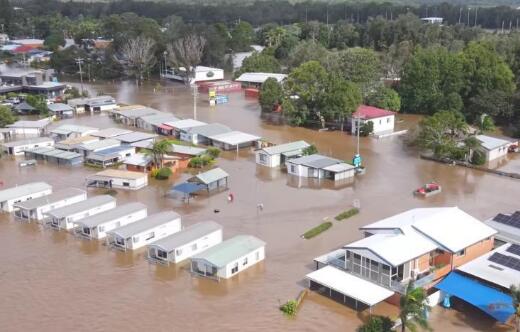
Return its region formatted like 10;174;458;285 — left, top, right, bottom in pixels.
1;79;518;331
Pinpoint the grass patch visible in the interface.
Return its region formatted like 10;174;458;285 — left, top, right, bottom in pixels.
303;222;332;239
334;208;359;221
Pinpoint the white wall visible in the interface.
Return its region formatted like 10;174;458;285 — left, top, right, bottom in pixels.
255;151;278;168
14;192;87;221
351;115;395;135
485;145;510;162
4;140;54;155
333;169;355;181
194;69;224;83
218;246;265;279
1;189;53;212
85;208;147;239
286;163;323;178
109;175;148;190
171;229;222;263
11;128;43;137
127;218;182;250
51;201;116;230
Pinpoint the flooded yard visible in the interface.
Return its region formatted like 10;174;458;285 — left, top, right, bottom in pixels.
0;79;518;331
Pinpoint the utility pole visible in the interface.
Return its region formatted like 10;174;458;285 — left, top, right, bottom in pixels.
474;7;478;27
75;58;84;95
467;8;471;26
192;84;198;120
458;7;462;24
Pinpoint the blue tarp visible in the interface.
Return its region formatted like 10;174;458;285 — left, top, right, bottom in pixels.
435;272;515;323
171;182;205;195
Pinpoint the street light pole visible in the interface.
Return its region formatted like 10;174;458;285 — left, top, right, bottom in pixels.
193;84;198;120
75;57;85;95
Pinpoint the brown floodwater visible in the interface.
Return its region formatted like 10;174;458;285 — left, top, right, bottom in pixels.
0;78;519;332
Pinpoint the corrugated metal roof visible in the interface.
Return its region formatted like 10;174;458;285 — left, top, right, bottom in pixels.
123;153;152;166
209;131;261;145
13;188;85;209
148;221;222;251
163;119;206;130
108;211;181;238
235;72;287;84
114;106;160;119
114;132;158;143
186;123;232;137
90;128;132;138
191;168;229;185
47;103;73;112
170;144;206;156
55;135;98;148
89;169;147;180
78;138;120;151
26;147;82;160
2;136;53;147
46;195;115;219
139;113;179;126
50;124;99;135
7;118;51;129
0;182;52;202
191;235;265;268
75;202;147;228
261;140;310;155
476;135;512;151
67;95;115;107
322;163;355;173
287;154;342;169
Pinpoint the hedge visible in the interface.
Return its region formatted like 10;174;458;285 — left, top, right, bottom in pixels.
335;208;359;221
303;222;332;239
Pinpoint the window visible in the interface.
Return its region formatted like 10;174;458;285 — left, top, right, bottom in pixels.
157;250;167;259
145;232;155;241
259;153;267;163
98;225;105;232
191;243;198;251
133;236;139;243
231;263;238;274
290;165;296;173
176;249;183;256
379;120;382;125
126;153;131;157
456;249;466;256
123;182;130;187
83;227;90;235
387;118;391;123
243;257;248;266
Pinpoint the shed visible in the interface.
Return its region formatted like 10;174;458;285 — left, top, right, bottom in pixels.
188;167;229;192
148;221;223;265
190;235;265;280
74;202;148;240
286;154;355;181
256;140;310;168
476;135;513;162
235;72;287;88
351;105;396;135
45;195;116;230
47;103;74;118
2;136;54;155
86;169;148;190
0;182;52;212
209;131;261;150
13;188;86;221
106;211;182;251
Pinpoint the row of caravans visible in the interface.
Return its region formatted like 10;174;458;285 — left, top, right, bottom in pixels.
1;182;265;280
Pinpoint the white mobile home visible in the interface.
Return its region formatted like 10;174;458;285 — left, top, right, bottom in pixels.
180;123;231;145
209;131;261;150
90;128;132;139
476;135;514;162
190;235;265;280
13;188;86;221
148;221;223;265
351;105;395;135
47;103;74;118
45;195;116;230
68;95;117;113
6;118;52;137
74;202;147;240
2;137;54;155
255;140;310;168
0;182;52;212
85;169;148;190
50;124;99;140
54;135;99;151
106;211;182;251
286;154;356;181
76;138;121;157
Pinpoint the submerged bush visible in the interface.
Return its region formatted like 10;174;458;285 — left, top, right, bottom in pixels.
279;300;298;316
303;222;332;239
155;167;172;180
335;208;359;221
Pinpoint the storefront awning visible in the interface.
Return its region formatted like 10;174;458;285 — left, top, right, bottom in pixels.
435;272;515;323
306;266;394;306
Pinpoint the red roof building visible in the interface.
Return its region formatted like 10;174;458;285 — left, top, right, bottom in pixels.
353;105;395;120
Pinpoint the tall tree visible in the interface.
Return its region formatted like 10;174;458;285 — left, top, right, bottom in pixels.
259;78;283;113
399;282;431;332
320;76;362;130
166;33;206;86
230;21;254;52
235;51;281;77
338;47;381;97
367;86;401;112
120;35;156;85
415;110;468;157
0;106;16;128
145;139;173;168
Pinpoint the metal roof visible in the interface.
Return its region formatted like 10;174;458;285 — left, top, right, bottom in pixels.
67;95;116;107
287;154;342;169
186;123;232;137
50;124;99;135
114;106;160;119
75;202;147;228
90;128;132;138
209;131;261;145
139;113;179;126
476;135;512;151
123;153;153;167
46;195;115;219
2;136;53;147
191;235;265;268
47;103;74;112
114;132;158;143
235;72;287;84
148;221;222;251
170;144;206;156
78;138;120;151
55;135;98;148
26;147;83;160
13;188;85;210
261;140;310;155
190;168;229;185
322;163;355;173
7;118;51;129
14;101;36;111
89;169;147;180
0;182;52;202
107;211;181;238
163;119;206;130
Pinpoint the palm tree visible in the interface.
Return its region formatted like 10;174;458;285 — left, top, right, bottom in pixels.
399;281;432;332
145;139;173;168
511;284;520;332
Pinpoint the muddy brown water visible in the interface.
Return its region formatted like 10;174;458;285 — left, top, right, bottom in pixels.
0;78;518;331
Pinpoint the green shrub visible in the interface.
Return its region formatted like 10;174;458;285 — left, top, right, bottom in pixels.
303;222;332;239
335;208;359;221
207;147;221;158
155;167;172;180
302;144;318;155
448;146;467;161
471;150;486;165
359;121;374;137
189;156;203;168
357;316;394;332
279;300;298;316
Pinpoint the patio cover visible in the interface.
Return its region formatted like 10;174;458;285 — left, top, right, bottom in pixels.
306;266;394;306
171;182;206;195
435;272;515;323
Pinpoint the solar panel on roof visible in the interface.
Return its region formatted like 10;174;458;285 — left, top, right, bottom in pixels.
492;213;520;229
506;244;520;256
489;252;520;272
493;213;511;224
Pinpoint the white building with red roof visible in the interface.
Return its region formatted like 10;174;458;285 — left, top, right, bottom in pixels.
351;105;395;135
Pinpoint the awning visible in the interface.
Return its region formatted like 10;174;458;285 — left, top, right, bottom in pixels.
171;182;206;195
306;266;394;306
158;124;174;130
435;272;515;323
